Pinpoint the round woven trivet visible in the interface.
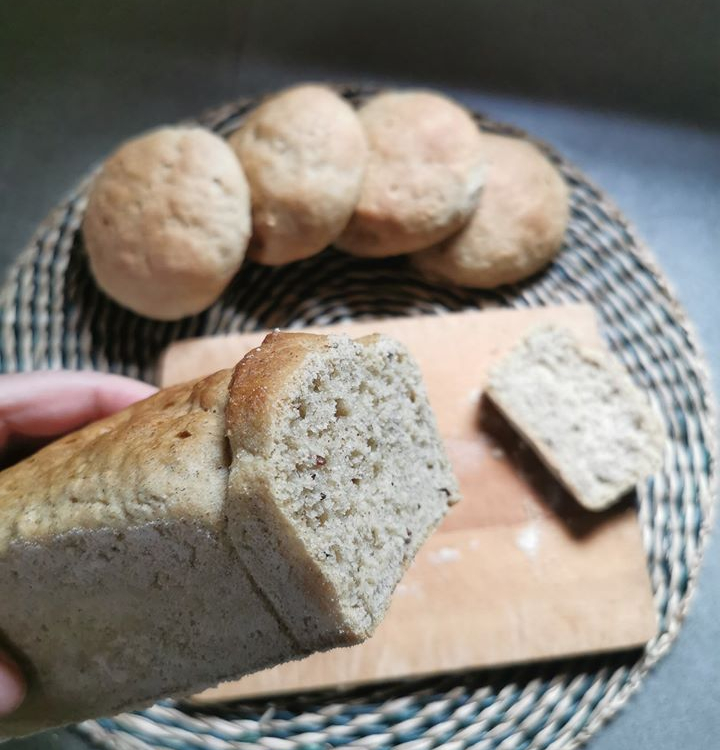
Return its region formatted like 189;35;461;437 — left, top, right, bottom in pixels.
0;86;715;750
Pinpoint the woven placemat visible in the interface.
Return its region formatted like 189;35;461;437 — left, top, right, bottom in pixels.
0;86;716;750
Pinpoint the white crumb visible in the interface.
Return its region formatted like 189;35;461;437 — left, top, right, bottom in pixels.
490;446;505;460
516;521;541;559
429;547;461;564
468;539;480;550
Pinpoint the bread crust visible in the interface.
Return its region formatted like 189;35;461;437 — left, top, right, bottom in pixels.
83;127;251;320
226;331;325;454
229;85;367;265
0;369;232;552
412;134;569;288
336;91;484;257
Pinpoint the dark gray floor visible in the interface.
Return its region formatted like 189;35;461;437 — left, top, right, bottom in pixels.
1;2;719;748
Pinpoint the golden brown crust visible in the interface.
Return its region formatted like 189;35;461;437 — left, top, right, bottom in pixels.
226;331;330;456
0;369;233;552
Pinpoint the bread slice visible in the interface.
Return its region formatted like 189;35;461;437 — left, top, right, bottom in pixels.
0;332;459;738
486;325;664;511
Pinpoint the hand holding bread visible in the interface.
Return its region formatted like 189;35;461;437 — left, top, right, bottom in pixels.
0;332;459;737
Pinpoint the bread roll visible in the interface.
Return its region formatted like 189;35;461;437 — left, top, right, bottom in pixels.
412;134;569;288
230;85;368;265
336;90;484;257
83;127;251;320
0;332;459;737
486;325;664;510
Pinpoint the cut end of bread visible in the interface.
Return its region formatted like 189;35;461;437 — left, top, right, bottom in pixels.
226;332;460;646
486;324;665;511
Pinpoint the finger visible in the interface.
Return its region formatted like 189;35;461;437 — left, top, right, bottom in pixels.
0;371;157;452
0;654;25;716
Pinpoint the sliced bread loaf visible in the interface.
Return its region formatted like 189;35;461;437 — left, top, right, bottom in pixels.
486;325;664;511
0;332;459;737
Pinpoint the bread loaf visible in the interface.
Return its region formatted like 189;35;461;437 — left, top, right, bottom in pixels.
336;91;484;257
229;85;368;265
82;127;251;320
0;332;459;737
412;134;569;288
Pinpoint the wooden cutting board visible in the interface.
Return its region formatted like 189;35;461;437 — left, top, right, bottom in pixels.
159;304;657;701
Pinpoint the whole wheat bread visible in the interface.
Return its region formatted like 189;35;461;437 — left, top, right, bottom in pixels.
0;331;459;737
486;325;664;511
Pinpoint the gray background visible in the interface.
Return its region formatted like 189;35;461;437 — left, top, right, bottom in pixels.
1;2;719;748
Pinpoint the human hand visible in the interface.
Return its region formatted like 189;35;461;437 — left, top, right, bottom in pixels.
0;370;157;716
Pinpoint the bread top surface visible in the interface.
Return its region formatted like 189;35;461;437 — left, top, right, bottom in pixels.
82;126;251;319
229;85;368;265
413;133;569;288
336;90;485;257
0;369;232;552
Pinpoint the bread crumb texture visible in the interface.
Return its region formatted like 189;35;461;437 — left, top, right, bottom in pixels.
487;325;665;510
226;333;459;646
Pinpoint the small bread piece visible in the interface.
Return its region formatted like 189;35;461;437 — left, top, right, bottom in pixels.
0;332;458;738
412;134;569;288
83;127;251;320
229;85;368;265
486;325;664;511
336;91;484;257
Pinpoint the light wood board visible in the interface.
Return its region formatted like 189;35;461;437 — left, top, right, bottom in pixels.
159;305;657;701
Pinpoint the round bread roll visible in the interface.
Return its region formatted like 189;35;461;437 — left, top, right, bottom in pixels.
336;90;485;258
83;127;251;320
229;85;368;266
412;133;569;288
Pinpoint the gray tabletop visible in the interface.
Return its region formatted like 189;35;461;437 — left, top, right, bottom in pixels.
1;2;719;748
